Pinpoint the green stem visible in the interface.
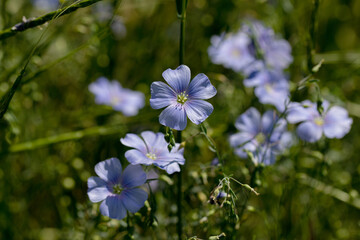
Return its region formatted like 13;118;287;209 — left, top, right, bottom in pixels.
179;7;186;65
176;130;183;239
4;124;126;153
0;0;103;40
176;0;186;238
306;0;320;72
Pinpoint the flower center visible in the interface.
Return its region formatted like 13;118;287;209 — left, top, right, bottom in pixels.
177;92;188;104
265;84;273;93
314;117;324;126
110;96;121;105
146;152;157;160
232;49;241;57
255;132;266;144
112;184;123;195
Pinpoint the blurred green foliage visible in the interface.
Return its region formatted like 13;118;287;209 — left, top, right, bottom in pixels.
0;0;360;239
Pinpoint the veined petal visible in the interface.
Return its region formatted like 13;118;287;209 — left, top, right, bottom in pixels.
141;131;166;149
187;73;217;100
162;162;181;174
171;143;184;155
261;110;277;133
184;100;214;125
100;195;127;220
155;153;185;167
296;121;323;142
87;177;110;203
162;65;191;93
159;103;187;130
121;164;147;188
286;102;314;123
124;149;154;165
121;188;148;213
229;132;254;148
140;131;157;147
235;107;261;135
87;176;107;189
261;110;287;137
150;81;177;109
120;133;147;153
95;158;122;184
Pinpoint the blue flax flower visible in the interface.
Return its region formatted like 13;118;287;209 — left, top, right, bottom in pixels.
229;108;291;165
87;158;148;220
89;77;144;116
244;69;289;111
208;32;256;72
150;65;217;130
245;21;293;71
121;131;185;174
208;20;292;74
287;100;353;142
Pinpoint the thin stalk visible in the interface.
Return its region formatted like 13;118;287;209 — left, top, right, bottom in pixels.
179;6;186;65
4;124;126;153
176;130;183;239
306;0;320;72
176;0;186;238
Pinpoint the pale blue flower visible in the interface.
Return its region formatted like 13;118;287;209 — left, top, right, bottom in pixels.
87;158;148;220
208;32;256;72
92;3;127;39
245;21;293;70
111;16;127;39
244;70;290;111
121;131;185;174
229;108;290;165
208;20;292;74
150;65;217;130
287;100;353;142
89;77;144;116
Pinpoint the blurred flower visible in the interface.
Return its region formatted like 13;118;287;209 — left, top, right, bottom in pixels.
245;20;293;70
208;32;256;72
31;0;59;11
229;108;290;165
92;1;113;22
150;65;217;130
211;158;220;166
287;100;353;142
121;131;185;174
89;77;144;116
87;158;148;220
208;20;292;74
111;16;127;39
92;2;127;39
244;69;289;111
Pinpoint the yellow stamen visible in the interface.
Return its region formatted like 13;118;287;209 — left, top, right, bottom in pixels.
177;92;188;104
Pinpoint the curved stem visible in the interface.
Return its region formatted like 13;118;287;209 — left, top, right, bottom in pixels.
0;0;103;40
